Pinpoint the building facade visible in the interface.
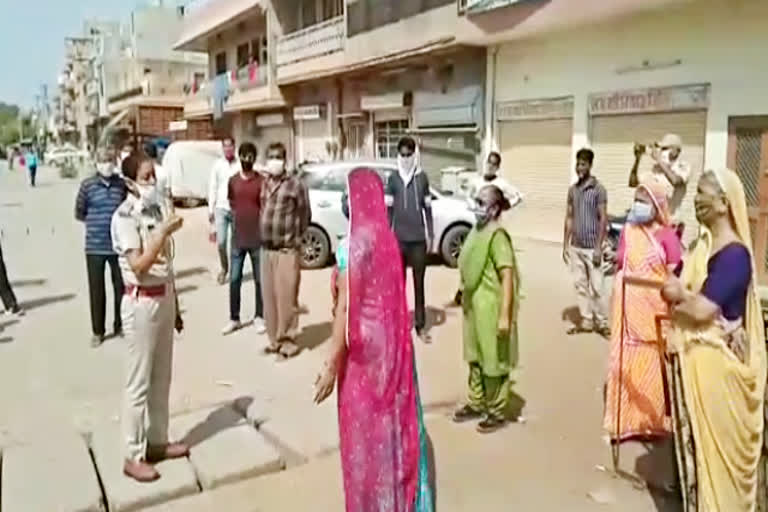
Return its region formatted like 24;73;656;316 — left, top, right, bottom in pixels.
175;0;487;178
464;0;768;260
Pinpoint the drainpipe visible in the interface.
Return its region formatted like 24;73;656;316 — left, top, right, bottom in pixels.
483;45;499;164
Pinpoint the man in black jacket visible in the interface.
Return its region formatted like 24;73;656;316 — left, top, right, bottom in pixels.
386;136;434;343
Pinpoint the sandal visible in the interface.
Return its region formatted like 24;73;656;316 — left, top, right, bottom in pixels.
263;343;280;355
566;325;593;335
277;341;301;360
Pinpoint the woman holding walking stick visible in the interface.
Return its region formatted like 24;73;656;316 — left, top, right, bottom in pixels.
603;181;681;445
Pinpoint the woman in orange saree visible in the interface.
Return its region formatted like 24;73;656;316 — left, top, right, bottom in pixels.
603;181;682;442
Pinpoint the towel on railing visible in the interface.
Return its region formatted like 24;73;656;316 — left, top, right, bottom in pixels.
212;74;229;120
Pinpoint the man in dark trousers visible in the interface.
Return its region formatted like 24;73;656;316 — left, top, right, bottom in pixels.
221;142;265;335
0;243;23;317
386;136;434;343
75;146;127;347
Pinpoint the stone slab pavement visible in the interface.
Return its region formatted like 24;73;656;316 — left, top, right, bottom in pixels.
1;430;103;512
90;423;199;512
169;404;284;490
0;164;677;510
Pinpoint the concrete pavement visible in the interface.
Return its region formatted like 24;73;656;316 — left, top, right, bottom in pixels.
0;162;678;511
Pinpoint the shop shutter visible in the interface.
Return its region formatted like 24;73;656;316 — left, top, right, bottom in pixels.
296;119;330;164
498;118;573;242
590;111;706;244
257;125;292;164
419;132;477;186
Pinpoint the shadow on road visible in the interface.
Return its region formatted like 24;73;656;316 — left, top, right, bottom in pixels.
298;322;332;351
506;386;527;422
20;293;76;311
0;336;12;343
181;397;254;448
176;284;198;296
561;306;581;326
0;319;19;330
11;278;46;288
175;266;208;280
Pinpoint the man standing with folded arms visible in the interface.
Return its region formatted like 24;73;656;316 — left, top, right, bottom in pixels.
260;142;311;359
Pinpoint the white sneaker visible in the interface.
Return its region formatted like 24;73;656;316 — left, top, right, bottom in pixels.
221;320;242;335
253;317;266;335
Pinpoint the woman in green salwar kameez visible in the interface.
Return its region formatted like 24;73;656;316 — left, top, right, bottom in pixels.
453;185;521;433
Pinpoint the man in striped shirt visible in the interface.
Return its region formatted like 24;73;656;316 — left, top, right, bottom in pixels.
75;147;128;347
563;148;609;337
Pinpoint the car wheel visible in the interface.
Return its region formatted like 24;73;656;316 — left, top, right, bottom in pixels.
441;224;470;268
301;225;331;269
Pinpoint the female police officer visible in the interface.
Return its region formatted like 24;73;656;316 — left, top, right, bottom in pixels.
113;152;187;482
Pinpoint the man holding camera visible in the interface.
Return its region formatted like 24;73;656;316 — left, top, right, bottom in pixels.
629;133;690;236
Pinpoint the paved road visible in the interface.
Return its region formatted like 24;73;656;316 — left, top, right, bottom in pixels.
0;162;679;511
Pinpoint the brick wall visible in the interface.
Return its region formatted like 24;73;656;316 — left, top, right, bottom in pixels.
137;106;184;138
181;118;215;141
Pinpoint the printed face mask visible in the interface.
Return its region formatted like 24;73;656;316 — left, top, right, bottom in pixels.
627;201;655;225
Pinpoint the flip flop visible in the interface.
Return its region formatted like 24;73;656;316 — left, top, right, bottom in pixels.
277;341;301;360
567;326;593;335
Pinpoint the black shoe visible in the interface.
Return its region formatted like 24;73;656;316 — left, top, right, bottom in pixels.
477;415;506;434
10;306;24;317
113;328;124;339
453;405;483;423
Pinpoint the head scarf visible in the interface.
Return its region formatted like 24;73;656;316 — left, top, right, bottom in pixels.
674;167;767;511
339;168;419;511
397;145;421;186
638;179;672;226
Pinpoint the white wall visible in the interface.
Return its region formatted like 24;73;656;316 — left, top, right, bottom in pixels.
493;0;768;171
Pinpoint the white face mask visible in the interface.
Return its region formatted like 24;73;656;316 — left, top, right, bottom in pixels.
265;159;285;176
397;154;416;176
96;162;114;177
136;182;160;209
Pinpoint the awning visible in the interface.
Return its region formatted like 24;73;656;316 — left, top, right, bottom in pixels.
174;0;264;52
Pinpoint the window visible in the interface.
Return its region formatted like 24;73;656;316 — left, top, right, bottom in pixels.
236;43;249;68
215;52;227;75
375;119;409;159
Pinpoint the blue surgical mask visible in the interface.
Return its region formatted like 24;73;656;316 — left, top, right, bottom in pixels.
627;201;655;224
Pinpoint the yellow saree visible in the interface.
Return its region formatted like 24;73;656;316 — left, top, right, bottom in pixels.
669;168;767;511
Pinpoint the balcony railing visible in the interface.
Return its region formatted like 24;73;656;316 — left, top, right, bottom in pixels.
459;0;520;14
276;16;345;67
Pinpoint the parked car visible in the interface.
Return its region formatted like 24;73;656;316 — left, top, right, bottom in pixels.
299;160;475;269
45;144;89;164
162;140;223;207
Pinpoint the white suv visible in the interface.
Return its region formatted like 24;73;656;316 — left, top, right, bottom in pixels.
300;160;475;269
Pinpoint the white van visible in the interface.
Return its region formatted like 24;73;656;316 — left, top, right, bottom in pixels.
162;141;222;205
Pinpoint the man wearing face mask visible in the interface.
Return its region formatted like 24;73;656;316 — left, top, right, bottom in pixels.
260;142;311;359
221;143;265;336
629;133;690;234
386;136;434;343
75;146;128;347
208;137;241;285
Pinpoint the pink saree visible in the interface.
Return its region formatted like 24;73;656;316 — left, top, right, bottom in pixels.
338;168;420;512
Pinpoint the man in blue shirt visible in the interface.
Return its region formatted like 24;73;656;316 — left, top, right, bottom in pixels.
75;147;127;347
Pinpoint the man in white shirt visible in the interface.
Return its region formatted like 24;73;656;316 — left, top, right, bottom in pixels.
144;143;172;216
208;137;241;284
629;133;691;233
468;152;523;209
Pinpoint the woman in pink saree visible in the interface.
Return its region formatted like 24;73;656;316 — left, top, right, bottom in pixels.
315;168;433;512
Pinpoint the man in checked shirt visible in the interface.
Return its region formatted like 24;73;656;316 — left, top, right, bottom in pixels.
260;142;311;359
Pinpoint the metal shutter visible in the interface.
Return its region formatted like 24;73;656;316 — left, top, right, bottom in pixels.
257;125;292;164
419;132;477;185
296;119;329;164
590;111;706;243
498;118;573;242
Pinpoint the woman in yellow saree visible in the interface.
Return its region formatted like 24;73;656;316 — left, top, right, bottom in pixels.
662;168;767;511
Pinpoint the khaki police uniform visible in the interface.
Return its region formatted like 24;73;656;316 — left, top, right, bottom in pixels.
111;194;176;462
